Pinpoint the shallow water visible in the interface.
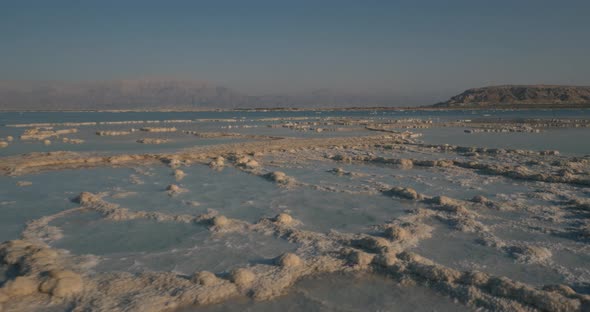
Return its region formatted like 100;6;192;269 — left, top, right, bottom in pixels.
1;110;589;312
418;127;590;155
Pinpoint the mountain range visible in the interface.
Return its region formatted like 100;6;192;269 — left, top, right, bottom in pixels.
1;81;589;110
0;79;420;111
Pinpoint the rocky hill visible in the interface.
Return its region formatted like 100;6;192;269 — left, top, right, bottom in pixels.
433;85;590;108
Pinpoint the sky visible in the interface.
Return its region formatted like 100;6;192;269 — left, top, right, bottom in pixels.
1;0;589;100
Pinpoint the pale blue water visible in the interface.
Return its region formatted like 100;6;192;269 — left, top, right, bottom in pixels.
2;108;590;125
1;109;589;311
1;110;589;159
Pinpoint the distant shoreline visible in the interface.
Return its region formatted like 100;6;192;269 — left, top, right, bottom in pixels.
1;105;590;113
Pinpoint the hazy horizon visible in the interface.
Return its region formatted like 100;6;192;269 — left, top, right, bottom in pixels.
2;0;590;106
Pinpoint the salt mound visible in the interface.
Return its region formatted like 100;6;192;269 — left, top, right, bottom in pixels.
542;284;577;296
244;160;260;169
384;225;410;241
373;251;399;267
230;268;256;288
167;184;180;191
166;184;187;195
348;250;374;266
459;270;490;286
263;171;294;186
471;195;488;203
388;187;420;200
328;167;365;177
21;127;77;140
74;192;100;205
137;138;169;144
330;154;352;162
430;196;468;214
354;236;389;252
234;156;260;170
211;215;229;227
96;131;131;136
397;158;413;169
431;195;456;206
191;271;220;286
62;138;84;144
329;167;346;175
507;245;552;263
275;253;302;268
0;276;38;297
173;169;186;181
39;270;83;298
140;127;177;132
274;213;294;225
209;156;225;169
164;157;182;168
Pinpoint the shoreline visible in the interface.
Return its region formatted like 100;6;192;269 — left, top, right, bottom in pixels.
1;106;590;113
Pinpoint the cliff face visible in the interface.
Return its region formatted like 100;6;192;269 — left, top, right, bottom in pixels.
434;85;590;108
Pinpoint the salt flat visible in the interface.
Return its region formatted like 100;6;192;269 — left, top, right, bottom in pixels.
0;109;589;312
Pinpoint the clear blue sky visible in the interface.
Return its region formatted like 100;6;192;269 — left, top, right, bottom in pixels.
1;0;589;97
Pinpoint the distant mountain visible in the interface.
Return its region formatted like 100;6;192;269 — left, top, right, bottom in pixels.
0;79;244;111
432;85;590;108
0;79;417;110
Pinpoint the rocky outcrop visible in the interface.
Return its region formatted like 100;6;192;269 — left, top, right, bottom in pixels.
433;85;590;108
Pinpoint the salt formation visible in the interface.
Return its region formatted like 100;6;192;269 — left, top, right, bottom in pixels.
140;127;177;132
0;117;590;312
96;130;131;136
211;215;229;227
386;186;421;200
62;138;84;144
384;225;410;241
1;171;589;312
39;270;84;298
328;167;366;177
20;128;78;140
173;169;186;181
136;138;169;144
185;131;242;138
191;271;221;286
397;158;414;169
166;184;187;196
0;240;86;311
209;156;226;170
507;245;553;264
233;155;260;170
263;171;295;186
274;213;294;225
7;120;195;128
275;253;302;268
230;268;256;288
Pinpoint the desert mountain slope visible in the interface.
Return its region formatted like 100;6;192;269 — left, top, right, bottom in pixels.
433;85;590;108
